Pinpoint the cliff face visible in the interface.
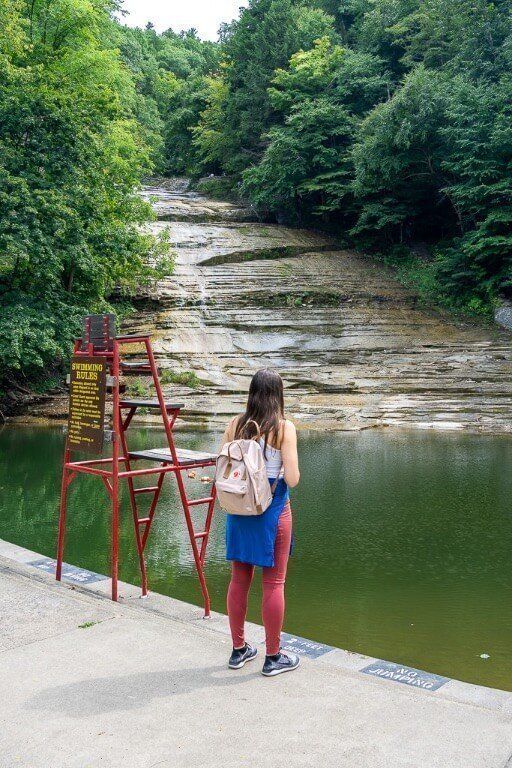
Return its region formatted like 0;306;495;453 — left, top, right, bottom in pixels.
23;179;512;432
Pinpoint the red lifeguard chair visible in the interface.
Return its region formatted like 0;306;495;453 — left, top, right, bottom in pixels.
56;314;217;615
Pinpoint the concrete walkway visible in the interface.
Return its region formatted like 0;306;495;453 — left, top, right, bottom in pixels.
1;551;512;768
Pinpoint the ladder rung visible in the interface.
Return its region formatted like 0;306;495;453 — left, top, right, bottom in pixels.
134;486;159;494
187;496;214;507
194;531;208;538
117;333;151;341
120;361;154;375
137;517;151;525
120;399;185;410
121;369;153;376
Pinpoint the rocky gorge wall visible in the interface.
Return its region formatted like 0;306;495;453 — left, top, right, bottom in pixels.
24;178;512;433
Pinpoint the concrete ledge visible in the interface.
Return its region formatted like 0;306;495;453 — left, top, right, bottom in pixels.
3;539;512;768
2;536;511;717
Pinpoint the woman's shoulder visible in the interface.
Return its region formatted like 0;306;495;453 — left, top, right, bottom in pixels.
225;415;295;445
225;414;243;440
277;418;296;447
281;418;296;433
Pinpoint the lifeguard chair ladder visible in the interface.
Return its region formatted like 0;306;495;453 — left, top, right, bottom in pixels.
56;314;217;615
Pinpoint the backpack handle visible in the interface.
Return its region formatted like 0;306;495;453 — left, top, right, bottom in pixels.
226;441;244;461
244;419;261;440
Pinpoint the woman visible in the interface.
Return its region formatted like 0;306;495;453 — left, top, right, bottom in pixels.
221;368;300;676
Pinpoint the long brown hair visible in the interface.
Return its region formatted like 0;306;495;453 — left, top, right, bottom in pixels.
234;368;285;454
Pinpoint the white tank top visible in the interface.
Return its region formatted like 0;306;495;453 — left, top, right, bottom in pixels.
258;438;283;479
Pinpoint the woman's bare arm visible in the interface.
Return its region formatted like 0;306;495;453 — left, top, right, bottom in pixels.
220;415;239;449
280;420;300;488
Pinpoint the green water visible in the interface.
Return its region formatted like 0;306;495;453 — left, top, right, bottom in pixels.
1;425;511;691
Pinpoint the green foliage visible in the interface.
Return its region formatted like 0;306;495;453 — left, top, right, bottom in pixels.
0;0;168;386
351;51;512;304
383;247;495;317
193;0;511;312
159;369;203;388
350;0;418;77
194;0;338;174
118;25;220;173
389;0;511;79
434;75;512;302
351;66;451;243
241;37;387;222
125;377;151;397
191;76;233;172
194;175;237;200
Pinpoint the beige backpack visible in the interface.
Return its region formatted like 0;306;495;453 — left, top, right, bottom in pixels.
215;430;280;516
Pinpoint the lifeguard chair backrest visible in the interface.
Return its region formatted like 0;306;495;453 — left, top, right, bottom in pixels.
80;314;116;352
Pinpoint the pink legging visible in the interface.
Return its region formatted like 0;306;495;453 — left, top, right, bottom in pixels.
227;502;292;656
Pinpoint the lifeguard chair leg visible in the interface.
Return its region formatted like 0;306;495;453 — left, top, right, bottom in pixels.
182;498;212;617
176;473;216;617
199;489;217;567
110;341;121;601
118;406;174;597
56;464;69;582
117;413;148;594
56;440;78;581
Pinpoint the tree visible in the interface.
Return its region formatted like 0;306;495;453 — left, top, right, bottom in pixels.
0;0;166;381
198;0;337;174
191;76;233;173
118;24;220;173
351;67;453;245
389;0;511;80
242;38;387;222
434;74;512;306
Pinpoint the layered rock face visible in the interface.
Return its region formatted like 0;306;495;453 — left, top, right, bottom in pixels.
20;178;510;431
126;180;512;433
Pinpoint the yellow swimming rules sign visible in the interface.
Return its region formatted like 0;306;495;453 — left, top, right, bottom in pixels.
67;356;107;453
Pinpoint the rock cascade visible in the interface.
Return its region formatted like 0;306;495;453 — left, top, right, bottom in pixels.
24;178;512;432
129;180;512;433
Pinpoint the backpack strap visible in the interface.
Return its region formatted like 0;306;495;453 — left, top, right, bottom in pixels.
270;475;280;494
270;418;285;492
276;418;285;450
221;440;244;479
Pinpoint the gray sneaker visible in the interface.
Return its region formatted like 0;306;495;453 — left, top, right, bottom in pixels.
262;650;300;676
228;643;258;669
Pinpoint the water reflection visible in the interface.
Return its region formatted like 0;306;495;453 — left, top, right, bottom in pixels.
0;425;511;690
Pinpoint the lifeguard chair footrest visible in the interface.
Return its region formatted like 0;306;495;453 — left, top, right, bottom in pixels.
120;361;155;375
128;447;217;465
120;399;185;410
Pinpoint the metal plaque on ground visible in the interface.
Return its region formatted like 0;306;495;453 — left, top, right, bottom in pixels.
29;558;107;584
67;355;107;453
281;633;334;659
361;660;449;691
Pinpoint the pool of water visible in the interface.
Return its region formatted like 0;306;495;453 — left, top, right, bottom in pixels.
1;425;511;690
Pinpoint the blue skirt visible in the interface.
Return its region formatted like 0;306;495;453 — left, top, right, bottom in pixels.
225;478;290;568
